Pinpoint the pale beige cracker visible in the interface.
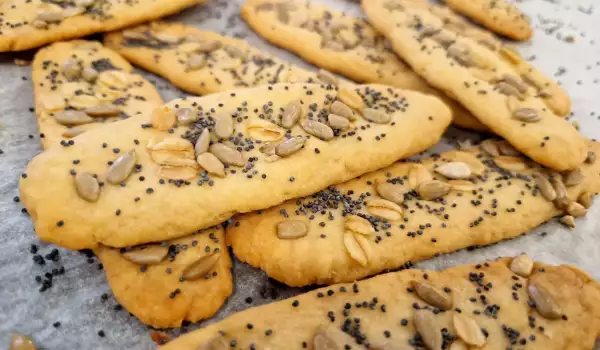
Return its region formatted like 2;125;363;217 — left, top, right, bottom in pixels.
241;0;487;132
228;141;600;286
0;0;205;52
20;83;452;250
444;0;533;41
32;40;163;149
162;257;600;349
104;21;321;97
94;226;231;328
362;0;584;171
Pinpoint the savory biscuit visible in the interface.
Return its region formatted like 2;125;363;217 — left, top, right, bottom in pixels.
20;83;452;250
362;0;584;171
162;257;600;350
0;0;205;52
241;0;487;132
94;226;232;328
32;40;163;149
104;21;320;96
444;0;533;41
228;141;600;286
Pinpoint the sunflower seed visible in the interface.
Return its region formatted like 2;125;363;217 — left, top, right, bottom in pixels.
563;168;584;187
300;119;334;141
480;139;500;156
223;45;248;61
62;127;85;138
528;282;562;319
538;89;553;98
158;166;198;180
53;110;94;126
327;114;350;129
452;313;485;346
550;176;568;203
209;143;245;166
330;101;355;120
409;164;433;190
509;254;534;277
447;43;473;67
122;29;148;41
62;6;85;17
412;281;453;310
97;70;128;90
74;172;100;202
149;138;196;167
176;107;197;125
122;244;169;265
84;104;121;117
434;162;471;179
277;220;308;239
195;128;211;156
106;150;136;184
585;151;596;164
360;108;390;124
214;113;234;139
578;192;593;209
497;141;521;156
417;180;451;201
75;0;95;7
494;156;527;171
366;199;403;221
195;40;222;53
33;20;48;29
151;106;176;131
414;310;443;350
448;180;475;192
420;25;441;38
566;201;587;217
275;136;305;157
197;336;229;350
153;32;183;44
343;232;371;266
501;74;528;93
10;332;36;350
497;82;523;99
337;88;364;110
259;143;276;156
375;181;405;205
432;30;456;48
533;173;556;201
317;69;338;86
36;9;65;22
478;37;499;51
196;153;225;177
560;215;576;229
513;108;540;123
62;59;81;80
187;54;207;70
69;94;101;109
281;100;302;128
344;215;374;236
182;252;221;280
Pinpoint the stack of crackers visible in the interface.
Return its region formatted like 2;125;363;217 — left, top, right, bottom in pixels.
5;0;600;348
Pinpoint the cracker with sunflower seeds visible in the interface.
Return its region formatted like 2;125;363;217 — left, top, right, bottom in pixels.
94;226;232;328
162;256;600;350
20;83;452;250
32;40;163;148
362;0;583;171
104;21;322;96
0;0;205;52
228;140;600;287
241;0;487;132
443;0;533;41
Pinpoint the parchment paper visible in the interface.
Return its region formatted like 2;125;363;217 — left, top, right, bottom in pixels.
0;0;599;348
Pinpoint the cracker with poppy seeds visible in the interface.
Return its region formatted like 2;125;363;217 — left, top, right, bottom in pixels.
161;256;600;350
241;0;487;132
362;0;582;171
32;40;163;148
20;83;452;250
0;0;206;52
443;0;533;41
94;226;232;328
227;140;600;287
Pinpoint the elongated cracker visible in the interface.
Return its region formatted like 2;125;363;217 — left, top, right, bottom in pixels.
362;0;584;171
241;0;487;132
32;40;163;148
444;0;533;41
228;141;600;286
162;257;600;350
94;226;232;328
20;83;452;250
0;0;205;52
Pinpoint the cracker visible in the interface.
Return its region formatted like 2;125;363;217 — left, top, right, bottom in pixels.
161;256;600;350
94;226;232;328
0;0;205;52
241;0;487;132
227;141;600;286
20;83;452;250
362;0;583;171
32;40;163;148
444;0;533;41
